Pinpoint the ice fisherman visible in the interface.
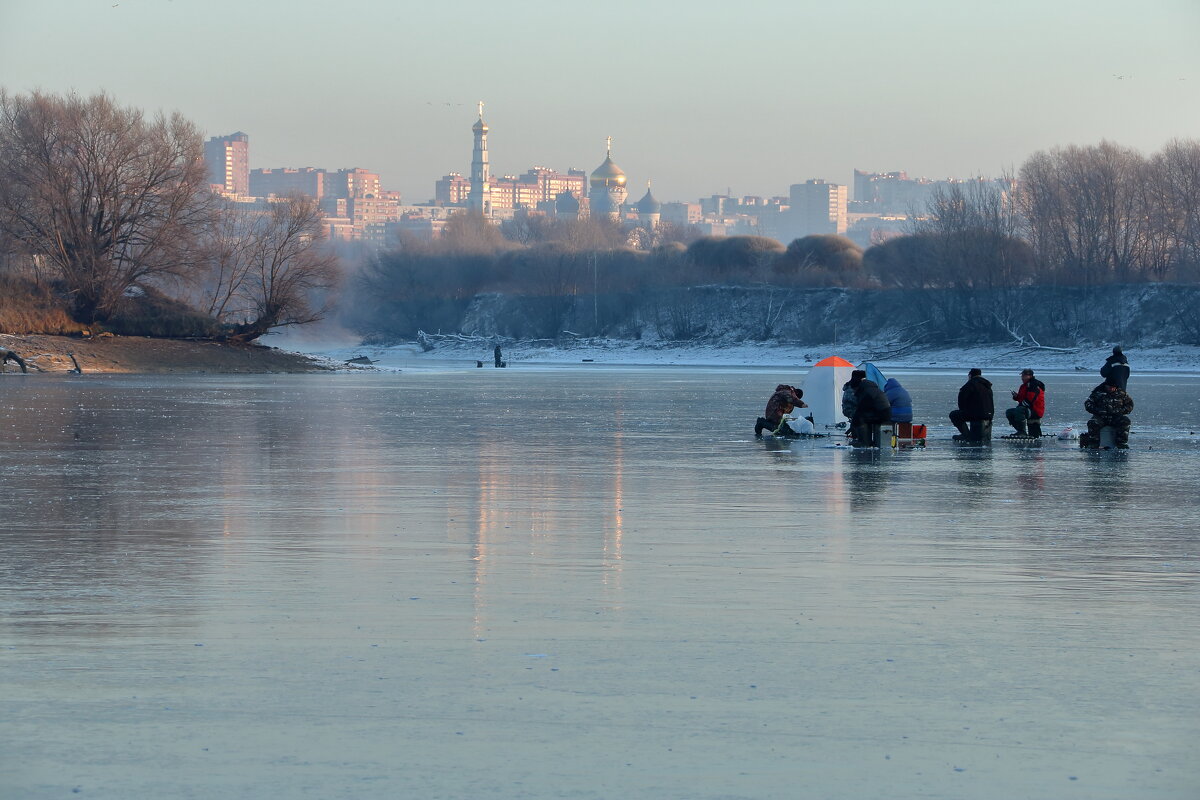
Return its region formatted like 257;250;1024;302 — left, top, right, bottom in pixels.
847;371;891;442
1081;377;1134;448
1005;369;1046;436
1100;346;1129;389
494;344;504;368
950;368;994;440
755;384;807;438
882;377;912;423
841;370;864;422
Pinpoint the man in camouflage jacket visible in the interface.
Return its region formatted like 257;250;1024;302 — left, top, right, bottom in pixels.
1082;381;1134;448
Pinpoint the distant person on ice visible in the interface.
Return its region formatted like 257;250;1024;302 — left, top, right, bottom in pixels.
883;377;912;423
950;368;994;440
1081;378;1134;448
755;384;807;438
1005;369;1045;436
848;371;891;442
494;344;504;368
1100;346;1129;389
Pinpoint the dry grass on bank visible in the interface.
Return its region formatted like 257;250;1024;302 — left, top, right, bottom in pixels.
0;275;88;335
1;333;329;374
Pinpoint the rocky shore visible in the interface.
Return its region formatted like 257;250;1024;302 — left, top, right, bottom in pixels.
0;333;330;374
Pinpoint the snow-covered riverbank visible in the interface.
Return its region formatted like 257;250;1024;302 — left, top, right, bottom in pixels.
288;336;1200;376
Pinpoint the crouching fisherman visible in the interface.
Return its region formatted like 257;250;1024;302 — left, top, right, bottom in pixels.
755;384;807;438
1005;369;1046;436
1080;379;1134;449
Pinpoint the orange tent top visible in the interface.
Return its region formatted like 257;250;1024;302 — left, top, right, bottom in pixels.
813;356;854;367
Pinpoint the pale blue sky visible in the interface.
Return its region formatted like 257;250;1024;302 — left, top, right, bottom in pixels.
2;0;1198;203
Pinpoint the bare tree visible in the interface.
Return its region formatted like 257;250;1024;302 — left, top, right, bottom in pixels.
913;178;1033;290
0;90;211;321
1018;141;1150;285
1151;139;1200;279
200;196;340;342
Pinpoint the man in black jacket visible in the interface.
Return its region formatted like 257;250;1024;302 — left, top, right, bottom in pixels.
848;371;891;444
949;368;994;440
1100;346;1129;390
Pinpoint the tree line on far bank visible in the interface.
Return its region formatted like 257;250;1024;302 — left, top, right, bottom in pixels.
0;90;338;341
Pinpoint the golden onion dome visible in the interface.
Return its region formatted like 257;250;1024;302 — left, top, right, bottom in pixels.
590;155;626;188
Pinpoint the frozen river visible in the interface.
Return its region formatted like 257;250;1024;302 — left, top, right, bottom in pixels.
2;367;1198;799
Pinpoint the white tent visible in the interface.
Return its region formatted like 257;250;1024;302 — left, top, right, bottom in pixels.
802;356;855;431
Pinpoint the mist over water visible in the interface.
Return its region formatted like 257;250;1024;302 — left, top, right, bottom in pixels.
2;369;1197;799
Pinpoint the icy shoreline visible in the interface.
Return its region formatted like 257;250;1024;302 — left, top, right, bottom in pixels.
288;336;1200;375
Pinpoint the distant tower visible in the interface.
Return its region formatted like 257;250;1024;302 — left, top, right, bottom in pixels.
468;101;491;216
635;181;661;229
589;137;627;221
204;132;249;196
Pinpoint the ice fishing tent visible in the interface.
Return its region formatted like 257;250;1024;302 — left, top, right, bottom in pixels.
802;356;855;431
860;361;887;389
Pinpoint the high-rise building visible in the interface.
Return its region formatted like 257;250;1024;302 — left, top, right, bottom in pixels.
435;173;471;205
204;132;250;197
786;179;848;239
250;167;324;199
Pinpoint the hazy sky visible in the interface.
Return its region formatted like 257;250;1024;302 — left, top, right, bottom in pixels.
3;0;1198;204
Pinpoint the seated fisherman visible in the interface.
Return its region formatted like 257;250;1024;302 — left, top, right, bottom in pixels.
848;371;891;443
883;377;912;424
1081;378;1134;448
755;384;807;438
950;368;994;440
1005;369;1046;436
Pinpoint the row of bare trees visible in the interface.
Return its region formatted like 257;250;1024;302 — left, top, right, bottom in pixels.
854;139;1200;291
0;90;338;340
1020;139;1200;284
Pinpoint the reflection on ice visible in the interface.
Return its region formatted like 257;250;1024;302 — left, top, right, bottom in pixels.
0;370;1197;799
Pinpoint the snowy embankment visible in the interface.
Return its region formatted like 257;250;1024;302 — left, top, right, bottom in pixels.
292;336;1200;376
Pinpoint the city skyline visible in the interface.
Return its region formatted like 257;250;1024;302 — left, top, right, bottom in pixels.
2;0;1198;203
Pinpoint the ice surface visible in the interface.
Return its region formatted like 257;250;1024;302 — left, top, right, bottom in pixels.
1;370;1197;799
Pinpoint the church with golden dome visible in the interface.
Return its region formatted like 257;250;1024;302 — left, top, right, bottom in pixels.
440;109;659;228
588;137;628;221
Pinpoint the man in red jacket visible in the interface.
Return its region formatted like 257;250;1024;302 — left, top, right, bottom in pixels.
1005;369;1045;436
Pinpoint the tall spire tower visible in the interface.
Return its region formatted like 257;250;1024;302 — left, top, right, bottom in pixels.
468;101;491;216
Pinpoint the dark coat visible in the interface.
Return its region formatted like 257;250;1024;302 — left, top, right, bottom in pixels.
1101;363;1130;390
1085;384;1134;421
853;379;892;423
957;376;994;420
841;382;857;420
